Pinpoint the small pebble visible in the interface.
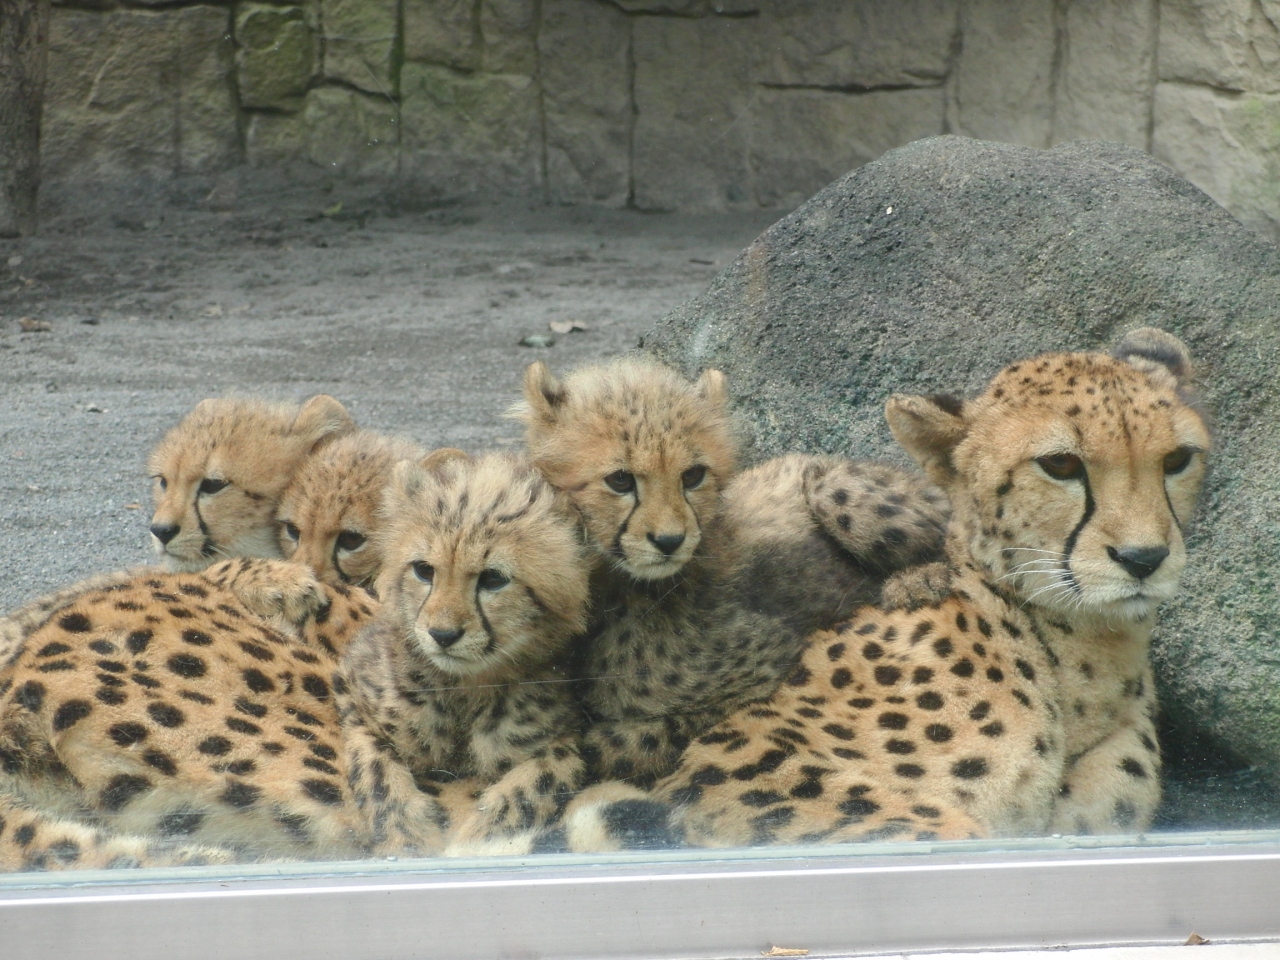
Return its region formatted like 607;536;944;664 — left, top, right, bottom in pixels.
518;334;555;348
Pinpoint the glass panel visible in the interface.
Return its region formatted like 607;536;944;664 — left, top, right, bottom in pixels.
2;1;1278;956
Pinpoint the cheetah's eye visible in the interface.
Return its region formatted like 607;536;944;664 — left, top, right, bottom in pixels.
604;470;636;494
477;569;510;591
198;477;229;496
154;476;168;491
336;530;366;552
282;521;300;542
681;465;707;489
1035;453;1085;481
412;561;434;584
1163;446;1194;476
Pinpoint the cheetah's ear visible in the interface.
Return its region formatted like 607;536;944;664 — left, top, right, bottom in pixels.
293;395;356;449
420;447;469;473
388;458;429;506
1112;327;1194;387
885;393;968;486
695;368;729;411
518;361;567;425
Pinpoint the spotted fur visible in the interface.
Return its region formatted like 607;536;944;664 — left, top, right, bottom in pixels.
565;329;1210;850
147;395;355;571
513;358;948;788
0;558;376;870
335;452;592;856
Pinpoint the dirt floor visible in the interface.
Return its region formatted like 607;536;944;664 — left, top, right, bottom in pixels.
0;188;777;610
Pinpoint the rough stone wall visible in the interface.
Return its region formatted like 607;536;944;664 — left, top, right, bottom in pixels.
37;0;1280;238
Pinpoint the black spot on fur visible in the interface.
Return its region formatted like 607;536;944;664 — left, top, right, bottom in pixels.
143;751;178;776
167;653;207;679
36;642;72;658
58;613;92;633
197;736;232;755
14;681;45;713
101;774;151;811
226;717;261;735
302;674;330;701
242;669;275;693
301;779;343;805
916;691;943;710
53;699;93;731
147;703;185;728
1120;757;1149;779
222;781;262;808
107;722;148;747
877;712;908;730
874;665;902;686
158;811;205;837
235;697;268;718
96;687;127;706
952;757;989;779
925;724;954;743
950;659;975;678
237;641;275;662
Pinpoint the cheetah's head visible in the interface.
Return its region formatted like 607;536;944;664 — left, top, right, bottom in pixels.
511;358;738;581
147;395;354;572
375;451;592;680
277;431;437;589
886;328;1210;622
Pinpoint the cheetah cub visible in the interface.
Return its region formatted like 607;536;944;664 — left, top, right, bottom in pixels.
148;395;355;571
513;358;946;787
335;451;592;856
276;430;461;590
571;328;1209;850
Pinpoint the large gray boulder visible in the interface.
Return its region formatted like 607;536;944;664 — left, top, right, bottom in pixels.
641;135;1280;799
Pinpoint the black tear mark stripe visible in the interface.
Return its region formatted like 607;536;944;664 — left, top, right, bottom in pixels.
611;487;642;558
1060;468;1095;588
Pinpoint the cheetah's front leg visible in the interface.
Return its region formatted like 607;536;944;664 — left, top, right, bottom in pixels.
444;735;586;857
335;702;449;856
1048;717;1162;836
201;558;329;634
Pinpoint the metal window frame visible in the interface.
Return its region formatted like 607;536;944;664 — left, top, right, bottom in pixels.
3;832;1280;959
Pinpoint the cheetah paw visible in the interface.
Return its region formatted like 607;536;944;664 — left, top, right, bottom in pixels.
225;560;329;628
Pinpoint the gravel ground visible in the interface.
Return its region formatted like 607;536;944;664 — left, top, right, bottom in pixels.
0;188;777;610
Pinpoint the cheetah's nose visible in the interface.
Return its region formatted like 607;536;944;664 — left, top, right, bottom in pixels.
429;627;465;649
150;523;180;545
1107;545;1169;580
648;533;686;556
